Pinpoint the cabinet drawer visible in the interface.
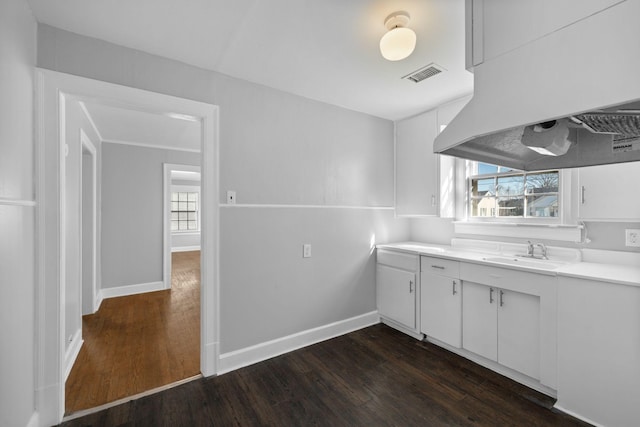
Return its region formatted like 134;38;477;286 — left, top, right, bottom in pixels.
377;249;418;271
459;262;552;295
421;256;459;277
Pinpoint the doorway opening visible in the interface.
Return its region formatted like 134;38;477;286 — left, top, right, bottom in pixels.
35;69;219;425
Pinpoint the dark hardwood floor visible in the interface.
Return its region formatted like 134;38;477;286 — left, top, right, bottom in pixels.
65;251;201;414
61;323;590;426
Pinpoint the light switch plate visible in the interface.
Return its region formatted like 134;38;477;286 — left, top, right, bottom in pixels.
227;190;236;204
303;244;311;258
625;229;640;247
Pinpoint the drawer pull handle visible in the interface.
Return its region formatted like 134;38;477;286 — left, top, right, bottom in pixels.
431;265;445;270
409;280;414;293
500;290;505;307
452;280;457;295
489;288;494;304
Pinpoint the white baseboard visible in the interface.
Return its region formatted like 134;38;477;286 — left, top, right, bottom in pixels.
98;281;165;301
553;404;604;427
171;245;201;253
26;411;39;427
64;328;83;381
218;311;380;375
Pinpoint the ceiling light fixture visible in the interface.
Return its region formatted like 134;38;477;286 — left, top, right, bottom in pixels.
379;11;417;61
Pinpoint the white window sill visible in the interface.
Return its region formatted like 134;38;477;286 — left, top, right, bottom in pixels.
453;221;583;242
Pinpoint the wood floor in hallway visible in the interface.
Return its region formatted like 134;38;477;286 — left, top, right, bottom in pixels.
65;251;201;414
61;323;589;427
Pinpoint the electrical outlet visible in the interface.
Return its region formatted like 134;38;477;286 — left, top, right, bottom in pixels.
625;229;640;247
226;190;236;204
303;244;311;258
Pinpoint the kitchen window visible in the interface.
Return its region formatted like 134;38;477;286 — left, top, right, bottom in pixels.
171;191;199;231
468;163;560;220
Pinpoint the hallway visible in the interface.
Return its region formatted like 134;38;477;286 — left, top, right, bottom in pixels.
65;251;201;414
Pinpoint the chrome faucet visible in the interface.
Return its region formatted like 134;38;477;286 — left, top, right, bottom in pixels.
527;241;534;257
536;243;548;259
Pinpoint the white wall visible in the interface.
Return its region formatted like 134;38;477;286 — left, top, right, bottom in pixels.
37;25;410;356
0;0;37;426
101;143;200;288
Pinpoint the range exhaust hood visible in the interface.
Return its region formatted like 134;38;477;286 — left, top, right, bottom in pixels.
434;1;640;171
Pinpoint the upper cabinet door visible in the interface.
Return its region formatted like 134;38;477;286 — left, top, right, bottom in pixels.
396;109;439;216
467;0;624;66
578;162;640;221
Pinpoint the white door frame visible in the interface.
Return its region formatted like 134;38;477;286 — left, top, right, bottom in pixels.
80;129;98;314
35;69;220;425
163;163;201;290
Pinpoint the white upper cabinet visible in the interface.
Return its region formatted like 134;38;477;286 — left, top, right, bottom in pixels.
578;162;640;221
395;96;470;217
467;0;623;67
396;109;438;216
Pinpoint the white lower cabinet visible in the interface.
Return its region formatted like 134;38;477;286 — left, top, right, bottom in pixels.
557;276;640;427
377;265;416;329
462;281;540;380
376;250;419;333
420;257;461;347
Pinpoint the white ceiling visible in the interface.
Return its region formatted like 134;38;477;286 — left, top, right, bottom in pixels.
28;0;473;121
81;101;201;151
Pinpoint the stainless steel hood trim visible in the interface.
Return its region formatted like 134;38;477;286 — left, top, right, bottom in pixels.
435;1;640;171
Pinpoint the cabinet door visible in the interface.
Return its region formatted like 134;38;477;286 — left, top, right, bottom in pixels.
395;110;438;216
462;281;497;361
497;289;540;380
421;272;461;347
578;162;640;220
377;265;416;329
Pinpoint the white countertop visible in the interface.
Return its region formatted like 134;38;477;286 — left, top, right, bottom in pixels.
377;241;640;287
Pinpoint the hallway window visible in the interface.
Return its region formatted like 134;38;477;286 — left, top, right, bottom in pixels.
171;192;199;231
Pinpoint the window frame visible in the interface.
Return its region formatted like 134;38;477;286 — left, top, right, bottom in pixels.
465;162;562;224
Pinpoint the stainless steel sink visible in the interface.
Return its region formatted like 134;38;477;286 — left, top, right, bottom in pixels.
481;256;567;270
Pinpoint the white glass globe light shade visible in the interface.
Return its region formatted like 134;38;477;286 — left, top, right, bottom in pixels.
380;27;417;61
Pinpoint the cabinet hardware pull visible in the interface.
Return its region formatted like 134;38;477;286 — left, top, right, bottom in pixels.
489;288;494;303
431;265;445;269
499;290;504;307
409;280;414;293
452;280;457;295
581;186;586;204
431;195;436;207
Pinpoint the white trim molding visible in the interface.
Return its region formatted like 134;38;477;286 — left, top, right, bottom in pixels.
172;245;201;253
103;138;201;153
220;204;394;210
0;197;36;207
64;329;83;381
218;311;380;375
98;281;165;300
454;221;583;242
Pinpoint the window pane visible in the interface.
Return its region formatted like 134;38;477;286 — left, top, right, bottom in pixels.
188;212;196;220
526;172;559;194
178;202;186;211
496;175;524;197
171;212;178;220
171;192;178;201
527;194;558;217
171;220;179;231
478;163;498;175
171;201;179;211
187;221;197;230
187;193;197;201
472;178;495;197
497;197;524;216
178;221;187;230
178;192;187;201
472;197;495;217
187;202;196;211
179;212;187;220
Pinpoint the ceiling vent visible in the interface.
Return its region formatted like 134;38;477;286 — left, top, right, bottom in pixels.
403;63;444;83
